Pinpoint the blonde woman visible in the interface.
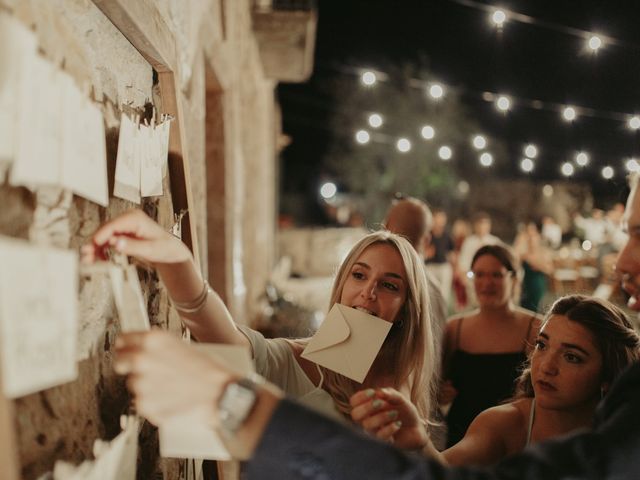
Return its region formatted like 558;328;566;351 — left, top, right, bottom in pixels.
83;210;437;449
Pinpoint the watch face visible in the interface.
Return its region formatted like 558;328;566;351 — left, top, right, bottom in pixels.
219;379;258;434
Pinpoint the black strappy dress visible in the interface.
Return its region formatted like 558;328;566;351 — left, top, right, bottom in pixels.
445;316;535;447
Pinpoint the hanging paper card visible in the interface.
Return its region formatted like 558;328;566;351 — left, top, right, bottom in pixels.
113;113;141;203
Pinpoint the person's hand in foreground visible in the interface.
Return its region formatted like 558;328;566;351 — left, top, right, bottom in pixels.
114;330;282;459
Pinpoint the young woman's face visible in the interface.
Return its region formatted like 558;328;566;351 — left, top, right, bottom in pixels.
531;314;604;410
340;243;408;323
471;254;513;307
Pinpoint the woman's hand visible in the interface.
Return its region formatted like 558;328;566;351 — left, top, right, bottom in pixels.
114;330;233;426
81;209;191;266
350;388;429;451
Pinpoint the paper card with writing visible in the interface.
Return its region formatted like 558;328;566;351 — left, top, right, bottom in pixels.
10;53;63;188
140;122;163;197
113;113;141;203
109;265;150;332
159;344;253;460
0;13;37;163
53;415;139;480
60;73;108;206
0;237;78;398
301;303;392;383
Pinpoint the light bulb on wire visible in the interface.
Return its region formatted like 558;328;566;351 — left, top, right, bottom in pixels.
368;113;383;128
601;166;614;179
587;35;603;51
479;152;493;167
496;95;511;112
428;83;445;100
524;144;538;158
575;152;589;167
421;125;435;140
562;106;577;122
472;135;487;150
361;71;377;86
396;138;411;153
438;146;452;160
491;9;507;27
355;130;370;144
628;116;640;130
561;162;575;176
521;158;534;172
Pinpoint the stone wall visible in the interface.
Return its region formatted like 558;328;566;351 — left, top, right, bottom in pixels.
0;0;283;477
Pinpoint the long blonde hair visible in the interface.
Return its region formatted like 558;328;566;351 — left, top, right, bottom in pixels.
316;231;437;423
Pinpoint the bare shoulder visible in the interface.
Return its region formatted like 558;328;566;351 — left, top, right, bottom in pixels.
471;399;528;432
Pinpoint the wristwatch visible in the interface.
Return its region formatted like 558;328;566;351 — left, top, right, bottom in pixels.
217;376;260;437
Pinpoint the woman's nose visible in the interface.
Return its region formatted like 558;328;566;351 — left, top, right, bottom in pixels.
540;355;559;375
361;280;377;299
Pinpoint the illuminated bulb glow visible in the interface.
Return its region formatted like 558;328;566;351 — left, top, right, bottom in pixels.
588;35;602;51
320;182;337;199
575;152;589;166
562;106;577;122
561;162;575;176
479;152;493;167
601;166;614;179
496;96;511;112
491;9;507;26
472;135;487;149
368;113;383;128
629;116;640;130
438;146;452;160
521;158;534;172
429;83;444;99
421;125;435;140
396;138;411;153
626;158;640;172
361;71;377;86
582;240;593;251
524;144;538;158
355;130;370;144
542;185;554;197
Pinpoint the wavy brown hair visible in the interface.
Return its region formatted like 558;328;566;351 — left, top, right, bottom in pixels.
514;294;640;398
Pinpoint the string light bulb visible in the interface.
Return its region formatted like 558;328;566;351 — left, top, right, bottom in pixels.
626;158;640;172
587;35;603;51
575;152;589;166
562;106;577;122
472;135;487;149
438;146;453;160
491;9;507;27
601;166;614;179
396;138;411;153
355;130;370;144
524;144;538;158
479;152;493;167
320;182;337;199
368;113;383;128
561;162;575;176
428;83;445;100
628;116;640;130
496;95;511;112
361;71;377;86
421;125;435;140
521;158;534;172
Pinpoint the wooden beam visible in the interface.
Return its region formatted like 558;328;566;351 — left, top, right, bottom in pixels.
0;374;19;480
91;0;200;267
91;0;176;72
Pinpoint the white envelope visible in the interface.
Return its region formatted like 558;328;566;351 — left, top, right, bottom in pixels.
301;303;392;383
159;344;253;460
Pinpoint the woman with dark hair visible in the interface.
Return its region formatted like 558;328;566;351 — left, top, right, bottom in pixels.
440;294;640;465
439;244;542;447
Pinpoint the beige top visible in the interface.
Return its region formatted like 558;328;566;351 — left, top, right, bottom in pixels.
238;325;344;422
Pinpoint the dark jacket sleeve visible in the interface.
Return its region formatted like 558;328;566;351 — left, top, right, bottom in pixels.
247;363;640;480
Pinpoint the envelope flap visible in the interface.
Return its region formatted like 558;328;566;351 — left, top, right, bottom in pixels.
302;304;351;356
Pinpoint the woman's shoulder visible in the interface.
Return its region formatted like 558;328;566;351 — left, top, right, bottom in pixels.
471;398;531;436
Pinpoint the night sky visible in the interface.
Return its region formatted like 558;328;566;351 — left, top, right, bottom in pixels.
278;0;640;222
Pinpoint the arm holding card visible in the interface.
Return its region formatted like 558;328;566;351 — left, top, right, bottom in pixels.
81;209;248;346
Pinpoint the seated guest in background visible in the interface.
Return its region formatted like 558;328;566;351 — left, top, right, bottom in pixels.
425;209;455;308
513;220;554;312
84;212;440;453
440;244;542;447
